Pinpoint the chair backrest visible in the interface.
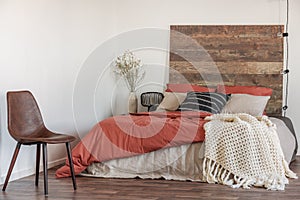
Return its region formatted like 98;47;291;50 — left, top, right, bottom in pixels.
140;92;164;108
7;90;45;141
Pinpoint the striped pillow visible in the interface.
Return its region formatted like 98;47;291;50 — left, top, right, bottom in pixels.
178;92;229;114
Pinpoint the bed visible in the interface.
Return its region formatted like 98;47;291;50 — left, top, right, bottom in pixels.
56;85;298;181
76;116;297;183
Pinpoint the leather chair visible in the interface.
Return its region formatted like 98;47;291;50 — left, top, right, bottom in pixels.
2;90;77;195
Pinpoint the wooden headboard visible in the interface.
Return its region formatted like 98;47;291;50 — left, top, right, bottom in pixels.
169;25;284;115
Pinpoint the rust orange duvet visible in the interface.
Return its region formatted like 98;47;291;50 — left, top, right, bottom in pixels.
56;111;210;178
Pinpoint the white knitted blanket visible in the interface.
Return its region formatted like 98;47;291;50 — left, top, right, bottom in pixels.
203;113;297;190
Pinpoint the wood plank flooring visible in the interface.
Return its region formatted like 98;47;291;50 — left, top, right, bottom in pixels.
1;157;300;200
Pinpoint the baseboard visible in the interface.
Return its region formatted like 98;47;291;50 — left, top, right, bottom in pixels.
47;157;66;169
0;158;65;185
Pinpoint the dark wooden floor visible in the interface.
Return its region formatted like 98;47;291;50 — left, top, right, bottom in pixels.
1;157;300;200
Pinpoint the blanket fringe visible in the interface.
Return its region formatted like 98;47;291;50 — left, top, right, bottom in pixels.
203;158;297;190
283;158;298;179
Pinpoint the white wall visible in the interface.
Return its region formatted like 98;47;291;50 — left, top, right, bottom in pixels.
0;0;299;184
0;0;117;184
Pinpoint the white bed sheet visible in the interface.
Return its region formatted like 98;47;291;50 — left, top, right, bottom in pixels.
82;142;205;181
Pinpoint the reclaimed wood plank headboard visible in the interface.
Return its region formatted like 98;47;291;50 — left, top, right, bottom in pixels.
169;25;284;115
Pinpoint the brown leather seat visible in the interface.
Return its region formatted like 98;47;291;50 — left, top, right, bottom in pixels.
2;90;77;195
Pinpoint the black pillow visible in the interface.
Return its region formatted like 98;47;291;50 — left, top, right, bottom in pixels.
178;92;229;114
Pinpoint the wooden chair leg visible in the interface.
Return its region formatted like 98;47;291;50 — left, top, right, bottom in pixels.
66;142;77;190
35;143;41;186
42;143;48;195
2;142;22;191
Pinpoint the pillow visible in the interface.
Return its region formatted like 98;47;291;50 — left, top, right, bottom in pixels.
216;85;272;96
178;92;229;114
166;83;215;93
156;92;187;111
221;94;270;116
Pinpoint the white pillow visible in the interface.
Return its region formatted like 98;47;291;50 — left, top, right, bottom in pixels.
221;94;270;116
156;92;187;111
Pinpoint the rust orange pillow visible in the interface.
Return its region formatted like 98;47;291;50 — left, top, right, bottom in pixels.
216;85;272;96
166;83;216;93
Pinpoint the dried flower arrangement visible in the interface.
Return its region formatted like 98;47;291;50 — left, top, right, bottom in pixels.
114;50;145;92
